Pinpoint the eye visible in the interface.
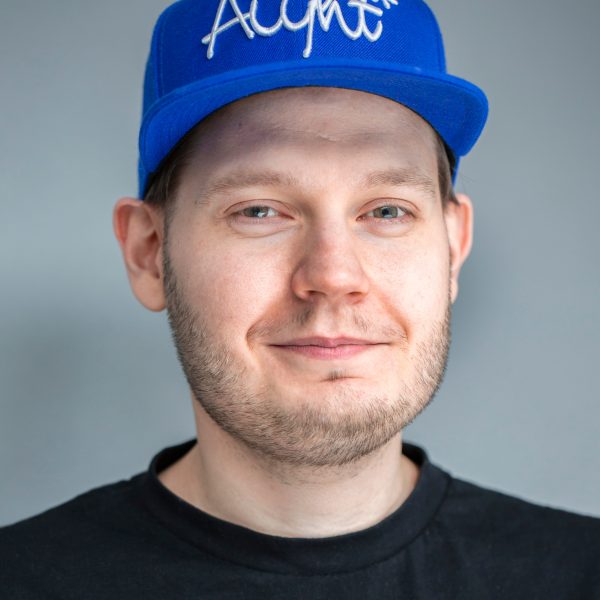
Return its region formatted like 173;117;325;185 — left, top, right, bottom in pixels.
365;205;410;219
240;205;279;219
226;203;294;235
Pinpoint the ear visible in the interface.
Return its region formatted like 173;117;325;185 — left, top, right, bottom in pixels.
113;197;166;311
444;193;473;304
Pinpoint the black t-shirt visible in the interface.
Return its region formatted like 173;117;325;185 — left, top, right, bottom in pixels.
1;439;599;599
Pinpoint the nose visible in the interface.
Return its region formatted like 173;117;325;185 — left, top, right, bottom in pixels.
290;223;370;305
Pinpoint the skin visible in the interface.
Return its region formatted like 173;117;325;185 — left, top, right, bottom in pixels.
113;88;473;538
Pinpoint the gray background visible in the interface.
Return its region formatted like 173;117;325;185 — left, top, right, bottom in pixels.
1;0;598;526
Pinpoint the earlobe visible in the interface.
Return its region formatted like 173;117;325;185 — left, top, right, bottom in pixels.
113;198;166;312
445;193;473;304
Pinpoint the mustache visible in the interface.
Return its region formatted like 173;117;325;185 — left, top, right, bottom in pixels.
246;306;408;344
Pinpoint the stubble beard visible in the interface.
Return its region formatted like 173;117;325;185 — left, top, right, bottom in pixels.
163;246;452;470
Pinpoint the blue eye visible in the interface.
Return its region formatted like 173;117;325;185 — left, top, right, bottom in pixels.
241;206;277;219
369;206;407;219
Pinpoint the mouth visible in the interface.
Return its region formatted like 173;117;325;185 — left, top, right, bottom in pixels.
270;337;387;360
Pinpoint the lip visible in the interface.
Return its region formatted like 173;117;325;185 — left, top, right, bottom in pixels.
276;337;380;347
270;337;386;360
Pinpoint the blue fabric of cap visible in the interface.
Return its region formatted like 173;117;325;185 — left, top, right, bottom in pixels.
138;0;488;197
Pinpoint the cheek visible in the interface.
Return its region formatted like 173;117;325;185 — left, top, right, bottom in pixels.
369;230;450;325
170;223;288;338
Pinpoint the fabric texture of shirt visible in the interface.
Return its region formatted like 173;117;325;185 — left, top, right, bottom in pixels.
1;439;599;599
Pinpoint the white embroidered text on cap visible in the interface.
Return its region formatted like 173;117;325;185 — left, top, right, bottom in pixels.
202;0;399;60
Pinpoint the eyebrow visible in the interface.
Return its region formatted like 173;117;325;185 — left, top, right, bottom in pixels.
363;168;438;199
197;167;438;205
198;170;300;205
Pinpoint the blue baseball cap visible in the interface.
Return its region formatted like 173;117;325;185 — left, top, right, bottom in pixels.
138;0;488;197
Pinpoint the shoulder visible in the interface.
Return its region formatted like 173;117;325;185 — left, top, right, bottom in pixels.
435;474;600;575
1;474;144;537
444;474;600;534
0;475;147;595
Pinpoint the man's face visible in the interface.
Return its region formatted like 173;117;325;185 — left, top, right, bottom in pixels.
161;88;461;468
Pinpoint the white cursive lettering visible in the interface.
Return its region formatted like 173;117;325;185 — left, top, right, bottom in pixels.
202;0;399;60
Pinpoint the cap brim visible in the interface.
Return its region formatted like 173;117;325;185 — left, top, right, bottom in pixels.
139;58;488;196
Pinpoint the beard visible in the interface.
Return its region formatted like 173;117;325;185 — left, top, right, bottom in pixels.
163;245;451;469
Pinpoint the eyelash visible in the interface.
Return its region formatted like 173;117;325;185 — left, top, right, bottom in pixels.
361;205;412;222
231;204;413;223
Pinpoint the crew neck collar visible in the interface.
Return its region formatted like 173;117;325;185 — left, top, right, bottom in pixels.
141;439;450;575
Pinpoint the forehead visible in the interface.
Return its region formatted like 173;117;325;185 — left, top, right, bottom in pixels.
179;87;439;188
195;88;435;150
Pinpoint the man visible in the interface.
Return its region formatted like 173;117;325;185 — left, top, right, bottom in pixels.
1;1;599;598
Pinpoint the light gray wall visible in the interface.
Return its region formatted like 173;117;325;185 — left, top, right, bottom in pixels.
1;0;598;526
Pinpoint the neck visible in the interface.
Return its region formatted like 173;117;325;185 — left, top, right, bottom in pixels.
159;404;420;538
